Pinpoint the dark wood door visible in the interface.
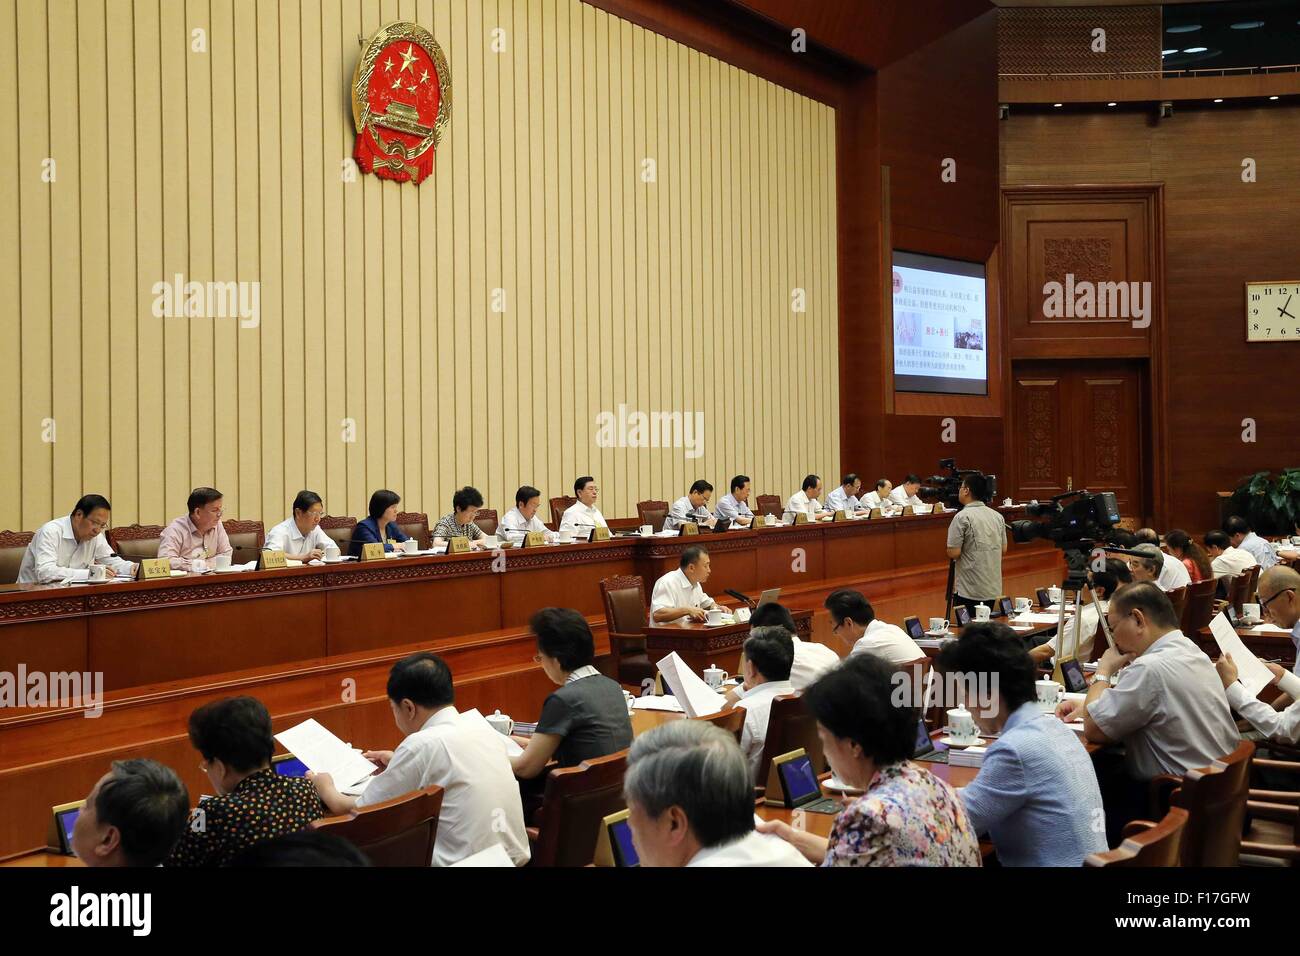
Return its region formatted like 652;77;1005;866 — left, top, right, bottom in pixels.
1011;361;1145;523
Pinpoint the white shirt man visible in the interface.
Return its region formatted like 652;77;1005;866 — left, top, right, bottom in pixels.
688;830;812;868
850;619;925;666
1237;531;1279;571
354;707;530;866
889;481;925;509
18;515;135;584
665;494;715;531
265;517;333;557
736;678;796;782
1040;599;1109;663
1153;550;1192;591
825;481;863;514
649;567;716;624
862;480;893;511
786;479;825;519
1211;545;1257;579
559;500;608;534
500;507;547;537
1226;668;1300;746
789;637;840;690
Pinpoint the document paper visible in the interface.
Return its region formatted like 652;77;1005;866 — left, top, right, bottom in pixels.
274;719;379;788
1209;613;1274;698
655;652;723;718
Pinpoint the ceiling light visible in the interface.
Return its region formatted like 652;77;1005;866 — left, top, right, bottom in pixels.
1230;21;1265;30
1166;24;1201;33
1270;95;1280;101
1107;102;1117;107
1053;103;1063;108
1214;98;1223;103
1162;49;1179;55
1184;47;1208;53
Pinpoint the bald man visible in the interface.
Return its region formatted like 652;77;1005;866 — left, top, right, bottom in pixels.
1216;565;1300;745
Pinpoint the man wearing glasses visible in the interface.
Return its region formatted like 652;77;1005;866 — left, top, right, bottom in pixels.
17;494;138;583
1216;566;1300;745
159;486;233;571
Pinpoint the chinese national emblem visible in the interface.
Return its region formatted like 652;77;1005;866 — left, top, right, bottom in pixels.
352;22;451;184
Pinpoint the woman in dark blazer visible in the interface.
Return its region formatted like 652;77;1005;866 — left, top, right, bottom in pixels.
349;489;410;557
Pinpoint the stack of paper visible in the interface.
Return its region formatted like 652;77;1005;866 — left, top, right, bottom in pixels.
449;843;516;867
631;695;684;713
273;719;380;792
1247;622;1289;635
655;653;723;718
1010;611;1067;625
949;745;986;768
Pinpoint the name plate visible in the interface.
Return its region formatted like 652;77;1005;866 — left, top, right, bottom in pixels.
591;525;611;542
681;522;699;536
791;512;808;525
258;550;287;570
522;531;545;548
361;542;386;562
755;514;770;527
447;535;471;554
137;558;171;580
869;508;882;519
902;505;914;516
831;509;847;522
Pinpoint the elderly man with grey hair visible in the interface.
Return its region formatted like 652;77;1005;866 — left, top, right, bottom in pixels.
1133;538;1190;590
623;720;811;867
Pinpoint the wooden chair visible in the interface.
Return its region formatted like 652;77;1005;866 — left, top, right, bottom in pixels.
636;500;670;533
1241;756;1300;865
1165;585;1188;622
527;750;629;867
472;509;499;537
107;523;166;562
0;530;34;585
394;512;430;550
755;694;823;786
1245;564;1261;603
319;515;357;555
222;519;265;566
755;494;783;519
1179;578;1217;635
699;706;745;744
1227;569;1254;616
599;575;656;686
550;495;577;528
311;785;444;866
1153;740;1255;866
1085;806;1189;867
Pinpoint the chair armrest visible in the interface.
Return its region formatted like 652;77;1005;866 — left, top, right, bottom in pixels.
1240;841;1300;862
1245;800;1300;825
608;629;647;644
1120;819;1156;839
525;826;540;842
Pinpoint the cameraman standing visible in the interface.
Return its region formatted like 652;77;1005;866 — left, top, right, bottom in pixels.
945;474;1007;614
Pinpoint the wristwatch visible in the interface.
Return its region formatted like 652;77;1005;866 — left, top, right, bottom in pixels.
1093;673;1113;685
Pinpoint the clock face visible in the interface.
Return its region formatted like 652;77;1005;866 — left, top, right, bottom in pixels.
1247;282;1300;342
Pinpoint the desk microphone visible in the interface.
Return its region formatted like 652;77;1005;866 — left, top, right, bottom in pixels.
724;588;756;608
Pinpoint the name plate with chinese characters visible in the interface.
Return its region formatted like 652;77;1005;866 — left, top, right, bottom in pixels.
832;510;847;522
138;558;171;581
361;543;386;562
680;522;699;536
791;512;808;525
258;550;288;570
591;526;611;542
447;535;471;554
522;531;546;548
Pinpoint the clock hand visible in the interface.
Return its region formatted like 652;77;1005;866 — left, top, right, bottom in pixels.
1278;294;1293;317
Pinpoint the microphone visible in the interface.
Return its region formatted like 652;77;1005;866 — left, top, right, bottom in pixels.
725;588;756;608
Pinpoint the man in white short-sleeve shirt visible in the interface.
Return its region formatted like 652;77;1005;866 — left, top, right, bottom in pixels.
265;491;333;561
824;588;924;665
311;653;530;867
650;545;717;624
560;476;609;535
500;485;549;540
17;495;137;584
1205;530;1258;580
785;475;826;520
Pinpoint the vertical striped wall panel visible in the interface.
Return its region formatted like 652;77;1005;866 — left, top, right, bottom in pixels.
0;0;839;531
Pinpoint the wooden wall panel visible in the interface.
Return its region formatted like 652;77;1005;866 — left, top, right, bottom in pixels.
1003;106;1300;531
0;0;839;534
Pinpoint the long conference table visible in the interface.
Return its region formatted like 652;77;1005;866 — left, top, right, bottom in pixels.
0;507;1062;859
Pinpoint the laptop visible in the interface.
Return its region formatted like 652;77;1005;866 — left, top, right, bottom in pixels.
953;604;971;628
912;719;950;764
710;517;732;533
774;751;843;814
756;587;781;607
272;754;310;778
604;810;640;867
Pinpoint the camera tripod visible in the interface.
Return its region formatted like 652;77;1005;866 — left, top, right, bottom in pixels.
1048;541;1118;685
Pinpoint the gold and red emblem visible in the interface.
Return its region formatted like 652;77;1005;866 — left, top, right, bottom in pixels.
352;22;451;185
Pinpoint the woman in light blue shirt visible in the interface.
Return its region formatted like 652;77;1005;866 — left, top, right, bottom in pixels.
934;622;1108;866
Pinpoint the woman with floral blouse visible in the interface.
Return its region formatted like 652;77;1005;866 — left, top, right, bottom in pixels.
757;653;981;866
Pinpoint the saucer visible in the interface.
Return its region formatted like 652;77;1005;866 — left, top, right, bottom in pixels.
940;736;985;748
924;629;953;638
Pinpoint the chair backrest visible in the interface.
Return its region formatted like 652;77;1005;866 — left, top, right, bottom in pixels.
311;785;444;866
473;509;499;537
756;694;823;785
755;495;782;519
394;512;430;550
107;523;166;561
1170;739;1255;866
698;707;745;744
600;575;648;637
550;496;577;528
1245;564;1260;603
319;515;357;554
636;500;670;533
1085;806;1189;867
222;519;265;565
1165;585;1188;621
530;750;629;867
1228;569;1253;615
1179;578;1218;635
0;530;34;585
